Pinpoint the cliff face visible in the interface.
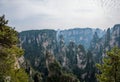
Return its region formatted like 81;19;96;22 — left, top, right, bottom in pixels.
57;28;104;49
19;30;57;75
19;28;97;81
19;24;120;82
89;24;120;63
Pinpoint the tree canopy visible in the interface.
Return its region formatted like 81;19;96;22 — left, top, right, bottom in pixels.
0;15;28;82
96;47;120;82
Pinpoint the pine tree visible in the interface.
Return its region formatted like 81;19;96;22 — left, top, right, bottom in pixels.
0;15;28;82
96;47;120;82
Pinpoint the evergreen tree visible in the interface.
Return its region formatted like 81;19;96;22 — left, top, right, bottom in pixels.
0;15;28;82
96;47;120;82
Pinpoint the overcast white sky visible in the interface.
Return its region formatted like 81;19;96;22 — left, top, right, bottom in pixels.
0;0;120;31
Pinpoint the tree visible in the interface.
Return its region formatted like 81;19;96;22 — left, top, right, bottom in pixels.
96;47;120;82
0;15;28;82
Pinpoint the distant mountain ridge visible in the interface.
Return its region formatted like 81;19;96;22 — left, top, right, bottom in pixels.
56;28;104;49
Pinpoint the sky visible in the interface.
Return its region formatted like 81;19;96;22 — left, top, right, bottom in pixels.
0;0;120;32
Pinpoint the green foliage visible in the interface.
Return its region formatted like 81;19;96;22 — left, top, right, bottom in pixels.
9;69;29;82
48;60;62;75
0;26;18;47
61;73;80;82
0;15;8;26
0;15;28;82
46;73;80;82
96;47;120;82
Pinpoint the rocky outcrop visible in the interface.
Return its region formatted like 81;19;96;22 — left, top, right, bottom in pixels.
89;24;120;63
57;28;104;49
19;24;120;82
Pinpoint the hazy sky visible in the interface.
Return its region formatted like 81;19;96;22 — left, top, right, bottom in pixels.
0;0;120;31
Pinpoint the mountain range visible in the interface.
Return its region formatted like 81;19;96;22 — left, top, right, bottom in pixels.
19;24;120;82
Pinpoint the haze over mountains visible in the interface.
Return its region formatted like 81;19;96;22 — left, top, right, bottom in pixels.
1;0;120;31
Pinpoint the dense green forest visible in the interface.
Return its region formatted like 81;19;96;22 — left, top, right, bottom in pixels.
1;15;120;82
0;15;28;82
